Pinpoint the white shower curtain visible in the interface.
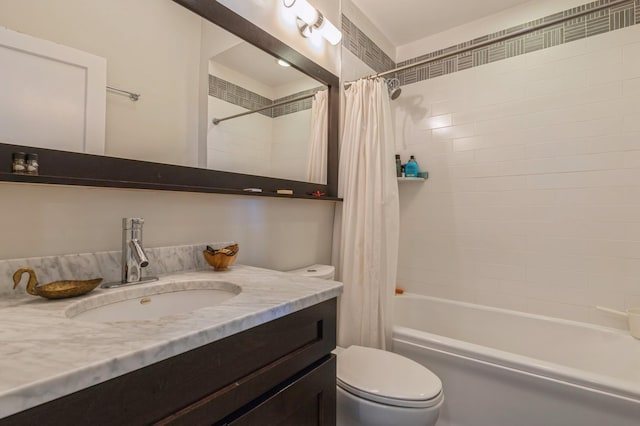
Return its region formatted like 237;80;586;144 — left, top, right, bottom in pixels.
306;90;328;184
337;78;399;350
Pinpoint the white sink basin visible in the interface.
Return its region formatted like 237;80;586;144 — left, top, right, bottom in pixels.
67;280;241;323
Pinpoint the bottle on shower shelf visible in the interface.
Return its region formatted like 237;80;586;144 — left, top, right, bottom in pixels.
395;155;402;177
405;155;419;177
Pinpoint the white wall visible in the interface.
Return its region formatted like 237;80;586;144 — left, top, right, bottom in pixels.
207;61;275;177
207;99;314;181
394;23;640;330
272;110;313;181
207;97;274;177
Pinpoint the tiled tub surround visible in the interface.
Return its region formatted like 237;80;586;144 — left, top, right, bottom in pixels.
394;19;640;328
0;249;342;418
395;0;640;86
208;75;322;118
207;76;322;180
342;0;640;87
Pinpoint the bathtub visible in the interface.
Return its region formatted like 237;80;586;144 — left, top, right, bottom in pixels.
392;293;640;426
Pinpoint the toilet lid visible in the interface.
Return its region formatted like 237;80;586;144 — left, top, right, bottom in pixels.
337;345;442;408
287;264;335;280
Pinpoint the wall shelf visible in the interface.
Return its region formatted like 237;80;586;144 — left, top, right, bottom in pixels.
398;177;426;182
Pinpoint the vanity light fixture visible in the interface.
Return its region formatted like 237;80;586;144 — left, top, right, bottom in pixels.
277;59;291;67
283;0;342;45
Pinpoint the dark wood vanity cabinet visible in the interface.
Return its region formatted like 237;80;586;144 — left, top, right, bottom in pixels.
2;298;337;426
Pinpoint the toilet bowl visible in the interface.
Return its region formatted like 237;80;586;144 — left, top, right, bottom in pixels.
288;265;444;426
336;345;443;426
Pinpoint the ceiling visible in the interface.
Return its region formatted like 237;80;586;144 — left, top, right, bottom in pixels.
350;0;533;46
212;42;318;88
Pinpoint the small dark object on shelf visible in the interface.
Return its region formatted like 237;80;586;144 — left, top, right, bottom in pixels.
12;152;27;174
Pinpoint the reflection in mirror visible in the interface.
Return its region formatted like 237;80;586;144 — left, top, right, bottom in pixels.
206;32;327;183
0;0;329;184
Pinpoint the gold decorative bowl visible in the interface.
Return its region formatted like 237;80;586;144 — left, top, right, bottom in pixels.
203;243;239;271
13;268;102;300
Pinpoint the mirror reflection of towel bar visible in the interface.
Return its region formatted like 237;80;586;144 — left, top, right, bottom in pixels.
107;85;140;102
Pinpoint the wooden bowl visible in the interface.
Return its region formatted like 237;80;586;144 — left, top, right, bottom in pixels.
203;244;239;271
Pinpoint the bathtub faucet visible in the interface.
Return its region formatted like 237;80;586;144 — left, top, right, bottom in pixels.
102;218;158;288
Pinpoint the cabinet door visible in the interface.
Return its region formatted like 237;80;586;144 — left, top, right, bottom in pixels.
227;356;336;426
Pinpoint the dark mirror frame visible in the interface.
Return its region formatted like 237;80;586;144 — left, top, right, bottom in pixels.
0;0;339;200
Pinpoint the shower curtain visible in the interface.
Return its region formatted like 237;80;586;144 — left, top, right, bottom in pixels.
306;90;328;184
337;78;399;350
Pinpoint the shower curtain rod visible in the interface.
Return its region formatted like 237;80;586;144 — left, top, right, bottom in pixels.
345;0;630;85
212;92;316;125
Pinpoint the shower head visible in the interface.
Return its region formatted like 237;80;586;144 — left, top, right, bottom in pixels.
386;77;402;100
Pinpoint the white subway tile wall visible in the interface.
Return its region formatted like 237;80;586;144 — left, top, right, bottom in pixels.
394;23;640;330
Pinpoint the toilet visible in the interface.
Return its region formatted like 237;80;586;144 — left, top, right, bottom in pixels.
288;265;444;425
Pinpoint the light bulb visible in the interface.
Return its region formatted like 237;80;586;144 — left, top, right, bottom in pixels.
283;0;318;26
316;16;342;45
308;27;323;46
283;0;342;47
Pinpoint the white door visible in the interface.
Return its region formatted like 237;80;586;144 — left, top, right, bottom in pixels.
0;27;106;154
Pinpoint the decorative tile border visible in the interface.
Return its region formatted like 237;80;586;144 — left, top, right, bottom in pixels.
209;75;272;118
208;75;322;119
341;15;395;73
343;0;638;87
395;0;639;86
271;87;323;117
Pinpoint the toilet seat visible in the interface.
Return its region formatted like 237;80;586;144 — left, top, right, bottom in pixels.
337;345;443;409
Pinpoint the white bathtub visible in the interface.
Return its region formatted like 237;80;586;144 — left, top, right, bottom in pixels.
392;293;640;426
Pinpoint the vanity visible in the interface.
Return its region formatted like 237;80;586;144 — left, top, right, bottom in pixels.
0;265;342;425
0;0;343;422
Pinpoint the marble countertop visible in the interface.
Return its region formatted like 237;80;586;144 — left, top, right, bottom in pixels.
0;265;343;419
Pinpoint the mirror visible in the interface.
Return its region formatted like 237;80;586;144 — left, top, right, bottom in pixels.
0;0;338;196
207;37;327;183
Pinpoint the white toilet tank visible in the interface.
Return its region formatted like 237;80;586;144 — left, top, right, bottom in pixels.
287;264;335;280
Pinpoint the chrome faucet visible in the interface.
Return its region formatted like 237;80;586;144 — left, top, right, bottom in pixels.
102;218;158;288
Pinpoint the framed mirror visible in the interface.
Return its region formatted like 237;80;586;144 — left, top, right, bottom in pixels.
0;0;339;199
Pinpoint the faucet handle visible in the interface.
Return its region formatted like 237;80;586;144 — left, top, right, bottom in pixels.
123;217;144;229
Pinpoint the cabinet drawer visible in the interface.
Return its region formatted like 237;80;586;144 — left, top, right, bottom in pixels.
227;355;336;426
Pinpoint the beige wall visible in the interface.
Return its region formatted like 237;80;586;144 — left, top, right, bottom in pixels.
0;0;340;269
0;0;202;167
0;182;336;270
